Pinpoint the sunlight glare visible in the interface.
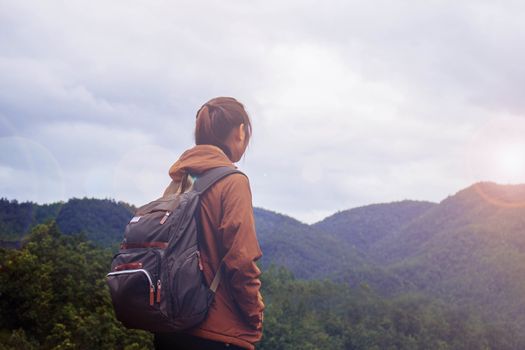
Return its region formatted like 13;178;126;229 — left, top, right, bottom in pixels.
497;143;525;182
466;116;525;185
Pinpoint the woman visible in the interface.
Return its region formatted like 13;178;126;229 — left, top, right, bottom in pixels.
155;97;264;350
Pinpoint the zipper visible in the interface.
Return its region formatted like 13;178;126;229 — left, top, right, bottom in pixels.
196;251;203;271
151;249;162;304
107;269;156;306
159;211;170;224
181;250;203;270
150;249;162;281
156;279;162;303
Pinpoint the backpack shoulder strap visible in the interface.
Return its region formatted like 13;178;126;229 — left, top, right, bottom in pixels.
193;166;245;194
209;263;223;293
193;166;246;293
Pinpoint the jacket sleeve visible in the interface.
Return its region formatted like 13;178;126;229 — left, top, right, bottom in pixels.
219;173;264;330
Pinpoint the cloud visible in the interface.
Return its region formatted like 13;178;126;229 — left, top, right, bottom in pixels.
1;0;525;223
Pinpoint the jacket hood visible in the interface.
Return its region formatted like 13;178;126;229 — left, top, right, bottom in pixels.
168;144;235;183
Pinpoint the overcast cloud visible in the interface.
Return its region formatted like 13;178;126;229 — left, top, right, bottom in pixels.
1;0;525;223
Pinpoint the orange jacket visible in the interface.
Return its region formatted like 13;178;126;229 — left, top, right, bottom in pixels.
163;144;264;350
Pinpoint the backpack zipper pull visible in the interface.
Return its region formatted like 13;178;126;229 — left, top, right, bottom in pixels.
156;280;162;303
149;284;155;306
160;211;170;224
197;251;203;271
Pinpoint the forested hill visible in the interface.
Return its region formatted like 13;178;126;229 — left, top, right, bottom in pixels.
2;182;525;330
2;182;525;348
3;222;519;349
313;200;437;253
0;197;416;286
314;182;525;331
0;197;135;246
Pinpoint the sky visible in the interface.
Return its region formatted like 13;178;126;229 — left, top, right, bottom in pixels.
1;0;525;224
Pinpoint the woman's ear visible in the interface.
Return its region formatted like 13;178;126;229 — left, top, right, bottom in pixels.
238;123;246;143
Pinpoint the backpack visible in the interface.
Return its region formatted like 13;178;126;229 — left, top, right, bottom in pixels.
106;166;243;332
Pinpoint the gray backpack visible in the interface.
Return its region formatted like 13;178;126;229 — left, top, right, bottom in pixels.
106;166;243;332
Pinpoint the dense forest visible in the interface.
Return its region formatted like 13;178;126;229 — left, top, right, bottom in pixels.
2;222;523;349
0;198;133;246
2;182;525;348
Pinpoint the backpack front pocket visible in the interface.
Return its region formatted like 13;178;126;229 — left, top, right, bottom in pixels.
107;268;156;306
106;249;170;331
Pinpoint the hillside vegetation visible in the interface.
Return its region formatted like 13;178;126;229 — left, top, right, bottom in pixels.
0;198;133;246
1;222;522;350
2;182;525;348
313;183;525;329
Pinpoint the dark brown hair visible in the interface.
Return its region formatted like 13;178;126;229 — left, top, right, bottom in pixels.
195;97;252;160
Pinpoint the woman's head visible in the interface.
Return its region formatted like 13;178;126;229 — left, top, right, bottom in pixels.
195;97;252;162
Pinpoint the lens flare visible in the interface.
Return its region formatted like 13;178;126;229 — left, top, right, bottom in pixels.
496;143;525;181
465;115;525;207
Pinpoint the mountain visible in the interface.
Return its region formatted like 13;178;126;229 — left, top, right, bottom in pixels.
0;198;62;240
0;198;376;281
2;182;525;329
374;182;525;263
55;198;135;246
0;197;135;247
254;208;400;289
313;200;436;254
255;207;345;278
315;182;525;328
379;183;525;327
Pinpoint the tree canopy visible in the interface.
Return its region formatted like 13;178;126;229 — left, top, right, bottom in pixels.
1;221;523;349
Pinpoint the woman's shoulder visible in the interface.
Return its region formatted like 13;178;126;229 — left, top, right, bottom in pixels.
222;171;250;187
217;171;252;199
